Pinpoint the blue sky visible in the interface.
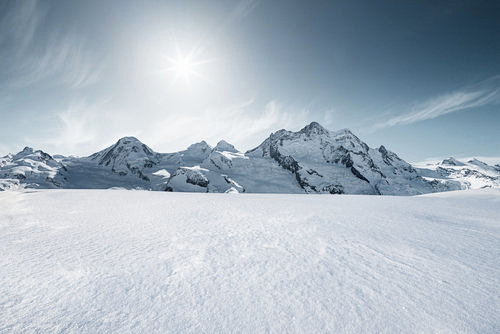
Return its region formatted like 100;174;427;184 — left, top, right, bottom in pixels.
0;0;499;162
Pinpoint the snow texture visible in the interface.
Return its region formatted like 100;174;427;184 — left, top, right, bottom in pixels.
1;189;499;333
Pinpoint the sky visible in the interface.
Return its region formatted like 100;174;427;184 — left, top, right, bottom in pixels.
0;0;499;162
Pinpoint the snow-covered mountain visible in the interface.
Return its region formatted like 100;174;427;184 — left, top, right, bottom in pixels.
246;122;459;195
415;157;500;190
88;136;159;181
0;147;67;190
1;122;497;194
163;139;297;193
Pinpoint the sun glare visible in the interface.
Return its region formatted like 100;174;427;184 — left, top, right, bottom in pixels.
160;46;212;86
169;55;199;82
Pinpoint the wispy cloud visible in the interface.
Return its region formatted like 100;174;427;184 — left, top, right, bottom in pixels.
233;0;260;18
31;99;115;156
0;0;45;53
15;32;102;89
373;76;500;130
0;0;101;90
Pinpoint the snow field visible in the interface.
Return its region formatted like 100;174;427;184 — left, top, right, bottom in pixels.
0;189;499;333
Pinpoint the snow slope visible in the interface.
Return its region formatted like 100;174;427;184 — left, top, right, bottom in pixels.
1;189;499;333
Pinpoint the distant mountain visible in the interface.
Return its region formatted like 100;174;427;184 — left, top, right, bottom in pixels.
1;122;497;194
415;157;500;190
0;147;67;189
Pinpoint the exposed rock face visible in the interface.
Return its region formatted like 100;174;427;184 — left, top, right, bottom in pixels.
165;166;244;193
89;137;158;181
165;167;210;192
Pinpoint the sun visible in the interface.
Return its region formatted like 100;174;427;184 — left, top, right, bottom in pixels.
167;55;200;83
160;47;212;86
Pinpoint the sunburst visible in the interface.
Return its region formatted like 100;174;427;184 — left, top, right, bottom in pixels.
160;45;212;85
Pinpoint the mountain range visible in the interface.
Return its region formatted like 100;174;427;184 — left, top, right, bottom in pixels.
1;122;498;194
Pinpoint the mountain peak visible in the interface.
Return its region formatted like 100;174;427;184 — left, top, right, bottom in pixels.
215;140;238;153
299;121;328;135
11;146;55;164
183;141;213;161
115;136;143;146
13;146;35;159
187;140;211;151
467;158;487;166
89;135;157;172
441;157;464;166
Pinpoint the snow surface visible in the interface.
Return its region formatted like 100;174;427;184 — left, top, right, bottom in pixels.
1;189;499;333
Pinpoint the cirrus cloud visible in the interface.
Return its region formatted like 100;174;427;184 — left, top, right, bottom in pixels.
373;75;500;130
